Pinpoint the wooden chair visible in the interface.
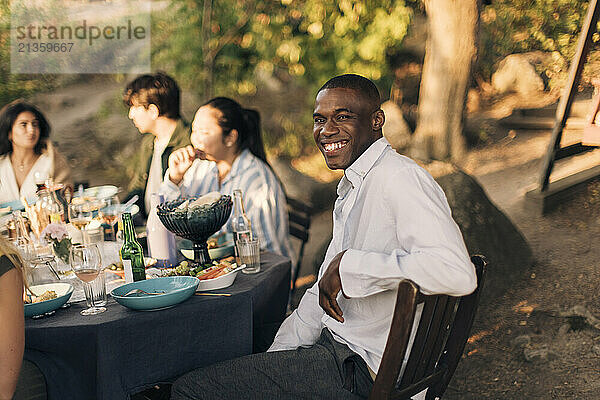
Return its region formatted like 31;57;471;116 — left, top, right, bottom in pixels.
286;196;312;293
369;255;487;400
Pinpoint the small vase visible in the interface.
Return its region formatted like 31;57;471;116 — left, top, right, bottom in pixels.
52;240;72;271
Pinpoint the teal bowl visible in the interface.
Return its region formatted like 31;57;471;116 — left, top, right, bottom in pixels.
25;282;74;318
181;233;234;260
111;276;199;311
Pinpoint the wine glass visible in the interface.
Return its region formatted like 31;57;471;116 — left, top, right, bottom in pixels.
98;195;120;240
70;243;105;315
69;202;93;243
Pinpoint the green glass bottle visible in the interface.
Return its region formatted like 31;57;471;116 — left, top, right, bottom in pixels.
119;212;146;282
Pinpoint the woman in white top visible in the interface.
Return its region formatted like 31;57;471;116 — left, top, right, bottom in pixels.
0;100;72;204
160;97;293;261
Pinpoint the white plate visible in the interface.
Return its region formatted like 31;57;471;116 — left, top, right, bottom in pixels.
83;185;118;200
196;269;238;291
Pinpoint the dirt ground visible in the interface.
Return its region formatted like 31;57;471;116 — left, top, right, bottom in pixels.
444;126;600;399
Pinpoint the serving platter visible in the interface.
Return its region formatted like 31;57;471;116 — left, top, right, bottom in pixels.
82;185;119;200
196;264;246;291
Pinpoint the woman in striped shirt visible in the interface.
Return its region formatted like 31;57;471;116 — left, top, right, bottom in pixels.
160;97;294;262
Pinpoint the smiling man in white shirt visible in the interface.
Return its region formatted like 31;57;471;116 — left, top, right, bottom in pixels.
171;74;477;400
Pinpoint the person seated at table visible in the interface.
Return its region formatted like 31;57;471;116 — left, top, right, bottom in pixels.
160;97;293;261
0;100;72;204
0;236;25;399
170;74;477;400
122;72;191;217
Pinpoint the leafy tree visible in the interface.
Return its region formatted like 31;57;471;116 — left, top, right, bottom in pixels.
153;0;411;156
157;0;410;96
479;0;589;83
0;2;56;106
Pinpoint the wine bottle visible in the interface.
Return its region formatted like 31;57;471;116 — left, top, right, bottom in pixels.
232;189;252;263
36;187;64;228
45;179;65;223
119;212;146;283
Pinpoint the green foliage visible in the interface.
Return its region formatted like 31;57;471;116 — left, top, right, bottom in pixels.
0;2;56;106
479;0;589;81
152;0;411;156
157;0;410;93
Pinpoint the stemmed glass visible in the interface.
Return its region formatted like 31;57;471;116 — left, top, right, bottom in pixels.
98;195;120;240
70;243;105;315
69;202;93;243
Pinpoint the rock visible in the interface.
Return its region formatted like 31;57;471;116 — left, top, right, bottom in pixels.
511;335;531;348
432;168;534;302
492;53;545;95
381;100;412;152
557;323;571;337
269;157;338;212
559;305;600;331
523;346;558;363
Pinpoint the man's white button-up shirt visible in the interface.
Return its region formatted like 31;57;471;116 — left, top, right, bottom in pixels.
269;137;476;382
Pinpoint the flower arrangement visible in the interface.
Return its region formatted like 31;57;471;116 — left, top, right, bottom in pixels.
41;223;72;265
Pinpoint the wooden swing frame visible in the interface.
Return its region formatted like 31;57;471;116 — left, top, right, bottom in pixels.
527;0;600;214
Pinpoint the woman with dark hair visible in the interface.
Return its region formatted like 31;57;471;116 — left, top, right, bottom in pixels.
160;97;293;260
0;100;72;203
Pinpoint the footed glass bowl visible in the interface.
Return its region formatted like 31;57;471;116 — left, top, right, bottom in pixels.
157;195;232;267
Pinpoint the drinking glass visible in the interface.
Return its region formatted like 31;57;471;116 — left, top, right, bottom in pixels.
98;195;120;240
237;238;261;274
70;243;106;315
69;202;93;243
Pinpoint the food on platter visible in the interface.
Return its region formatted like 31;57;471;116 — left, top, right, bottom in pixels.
70;196;96;205
206;236;219;249
188;192;222;209
108;258;157;277
175;192;223;211
177;199;190;209
195;260;236;281
108;261;124;272
162;257;237;280
24;290;57;304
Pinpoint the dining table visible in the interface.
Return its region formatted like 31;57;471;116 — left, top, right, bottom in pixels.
24;251;291;400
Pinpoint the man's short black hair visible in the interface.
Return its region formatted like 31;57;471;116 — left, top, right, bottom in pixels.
123;72;181;120
317;74;381;108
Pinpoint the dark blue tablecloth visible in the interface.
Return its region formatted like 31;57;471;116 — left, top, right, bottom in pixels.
24;252;291;400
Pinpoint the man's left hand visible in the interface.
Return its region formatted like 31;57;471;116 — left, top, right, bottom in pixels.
319;250;348;323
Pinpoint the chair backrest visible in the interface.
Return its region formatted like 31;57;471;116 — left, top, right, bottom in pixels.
369;255;487;400
286;196;312;290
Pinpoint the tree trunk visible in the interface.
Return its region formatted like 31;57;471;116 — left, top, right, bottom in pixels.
410;0;478;162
